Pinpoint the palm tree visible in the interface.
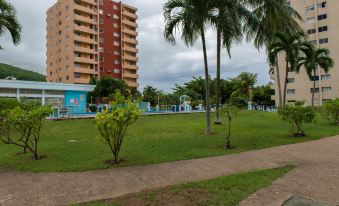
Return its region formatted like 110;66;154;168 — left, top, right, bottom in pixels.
246;0;302;107
0;0;21;49
231;72;258;103
164;0;214;134
210;0;256;125
296;43;334;107
268;32;305;105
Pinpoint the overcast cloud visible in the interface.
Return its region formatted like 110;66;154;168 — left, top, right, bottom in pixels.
0;0;270;92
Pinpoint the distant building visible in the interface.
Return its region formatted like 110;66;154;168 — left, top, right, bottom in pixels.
46;0;139;88
271;0;339;106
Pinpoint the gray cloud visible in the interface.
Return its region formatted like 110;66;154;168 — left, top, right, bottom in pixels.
0;0;270;92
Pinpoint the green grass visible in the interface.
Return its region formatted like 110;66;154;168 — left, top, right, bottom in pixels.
74;166;294;206
0;111;338;172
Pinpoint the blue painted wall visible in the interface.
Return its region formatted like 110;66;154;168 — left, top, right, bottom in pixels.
64;91;87;114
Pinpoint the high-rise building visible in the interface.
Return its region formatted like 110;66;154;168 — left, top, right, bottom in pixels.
271;0;338;106
46;0;139;88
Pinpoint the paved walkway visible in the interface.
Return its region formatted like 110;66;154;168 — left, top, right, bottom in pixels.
1;136;339;206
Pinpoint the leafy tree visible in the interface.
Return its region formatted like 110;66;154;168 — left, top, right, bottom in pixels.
252;85;275;106
296;43;334;107
222;104;238;149
321;99;339;125
130;87;142;101
92;77;128;103
142;85;159;107
231;72;257;103
246;0;302;107
268;32;305;105
164;0;214;134
278;102;315;137
0;98;19;111
0;105;52;160
0;0;21;49
95;92;141;163
211;0;255;124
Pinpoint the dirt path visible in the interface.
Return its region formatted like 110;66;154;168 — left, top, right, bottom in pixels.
1;136;339;206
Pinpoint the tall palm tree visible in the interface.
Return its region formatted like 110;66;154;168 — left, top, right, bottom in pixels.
268;32;305;105
296;43;334;107
164;0;214;134
211;0;256;125
231;72;258;103
0;0;21;49
245;0;302;107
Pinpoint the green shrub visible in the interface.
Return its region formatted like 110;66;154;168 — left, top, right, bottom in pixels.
278;102;315;137
95;92;141;163
0;98;19;111
322;99;339;125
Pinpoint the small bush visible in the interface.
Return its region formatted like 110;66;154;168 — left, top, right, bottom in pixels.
322;99;339;125
95;92;141;163
278;102;315;137
0;98;19;111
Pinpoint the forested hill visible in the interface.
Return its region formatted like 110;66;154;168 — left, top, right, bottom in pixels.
0;63;46;82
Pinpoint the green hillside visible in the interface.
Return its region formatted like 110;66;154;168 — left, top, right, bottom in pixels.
0;63;46;82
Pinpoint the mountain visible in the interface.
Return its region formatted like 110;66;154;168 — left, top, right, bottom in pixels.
0;63;46;82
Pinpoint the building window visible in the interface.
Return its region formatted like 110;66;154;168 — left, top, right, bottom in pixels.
114;60;120;64
114;69;120;73
307;28;316;35
308;40;317;45
287;78;295;83
114;50;120;55
318;14;327;20
99;0;103;5
99;18;104;24
113;32;120;37
99;28;104;33
318;26;328;32
321;74;331;80
99;47;104;52
113;14;119;19
322;87;331;92
66;75;69;80
113;5;119;10
310;88;320;93
306;5;315;13
99;37;104;43
100;57;104;62
99;9;103;14
287;89;295;95
74;73;81;78
113;23;119;28
66;55;70;60
114;41;120;46
74;63;80;68
100;67;104;71
307;17;315;24
74;52;81;57
319;38;328;44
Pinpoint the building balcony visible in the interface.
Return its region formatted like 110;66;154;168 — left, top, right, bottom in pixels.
122;37;138;44
123;64;139;70
124;81;139;88
122;46;138;53
74;25;97;35
122;11;138;20
270;73;275;80
74;4;97;15
74;67;98;74
123;28;137;36
74;57;97;64
122;19;138;28
123;55;138;62
74;14;97;25
123;72;139;79
74;35;97;44
74;77;90;84
74;46;97;54
76;0;98;6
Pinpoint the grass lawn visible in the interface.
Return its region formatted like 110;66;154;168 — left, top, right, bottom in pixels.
74;166;294;206
0;111;338;172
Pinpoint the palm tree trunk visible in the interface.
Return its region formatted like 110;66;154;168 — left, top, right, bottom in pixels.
275;56;283;107
283;58;289;105
215;28;222;125
201;28;211;135
312;69;316;107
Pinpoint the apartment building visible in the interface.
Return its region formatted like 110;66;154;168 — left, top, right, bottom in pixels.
271;0;338;106
46;0;139;88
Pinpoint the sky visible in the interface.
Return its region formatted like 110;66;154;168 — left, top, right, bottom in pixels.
0;0;270;92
